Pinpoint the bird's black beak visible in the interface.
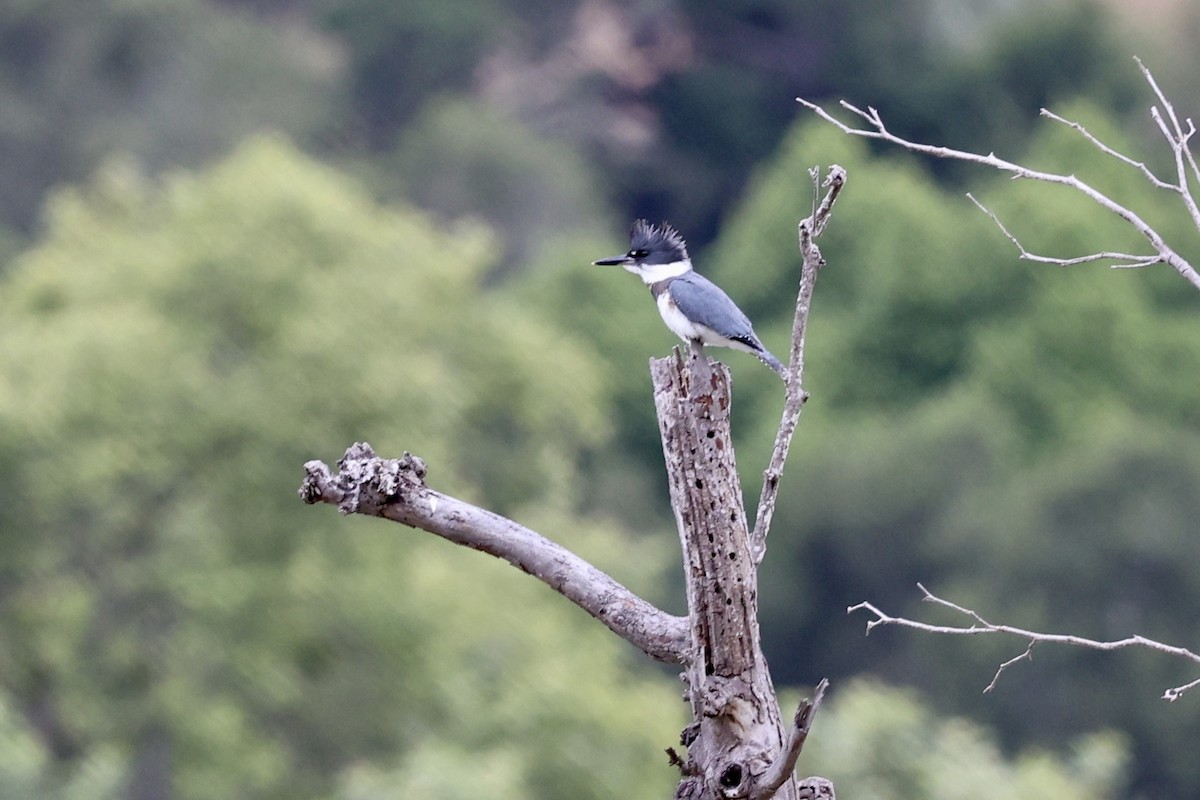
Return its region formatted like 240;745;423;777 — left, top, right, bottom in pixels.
593;254;632;266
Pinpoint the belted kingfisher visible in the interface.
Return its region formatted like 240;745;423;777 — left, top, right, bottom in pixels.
594;220;786;378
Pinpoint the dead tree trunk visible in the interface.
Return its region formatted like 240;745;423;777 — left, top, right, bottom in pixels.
299;166;846;799
654;350;794;799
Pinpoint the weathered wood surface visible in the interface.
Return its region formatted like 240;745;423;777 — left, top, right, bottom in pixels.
653;347;797;800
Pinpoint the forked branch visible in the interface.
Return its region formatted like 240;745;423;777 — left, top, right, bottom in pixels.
796;58;1200;291
849;584;1200;701
966;193;1163;269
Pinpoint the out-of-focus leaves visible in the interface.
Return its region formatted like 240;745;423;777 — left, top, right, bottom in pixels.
0;138;680;799
380;97;612;274
0;0;339;238
801;680;1127;800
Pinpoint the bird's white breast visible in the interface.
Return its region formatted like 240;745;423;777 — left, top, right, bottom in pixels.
656;290;708;343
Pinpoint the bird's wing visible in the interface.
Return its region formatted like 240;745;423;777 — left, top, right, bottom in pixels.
668;273;758;344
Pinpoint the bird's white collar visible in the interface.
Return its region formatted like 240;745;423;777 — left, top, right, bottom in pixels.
627;259;692;284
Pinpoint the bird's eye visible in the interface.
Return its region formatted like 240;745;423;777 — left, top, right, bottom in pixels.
630;249;648;259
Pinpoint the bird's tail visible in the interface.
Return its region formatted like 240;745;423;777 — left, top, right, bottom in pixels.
759;349;787;380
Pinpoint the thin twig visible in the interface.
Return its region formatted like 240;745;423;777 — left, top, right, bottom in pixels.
1165;677;1200;703
754;679;829;800
984;641;1036;694
967;193;1163;269
797;65;1200;292
1039;107;1174;189
1136;57;1200;186
1136;56;1200;232
750;166;846;563
848;583;1200;701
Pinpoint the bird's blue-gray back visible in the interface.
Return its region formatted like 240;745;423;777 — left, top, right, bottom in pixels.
667;272;757;342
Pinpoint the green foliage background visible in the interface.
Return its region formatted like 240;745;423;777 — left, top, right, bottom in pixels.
1;0;1199;797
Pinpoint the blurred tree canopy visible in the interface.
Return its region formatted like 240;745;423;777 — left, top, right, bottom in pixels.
0;0;337;245
801;680;1126;800
0;0;1169;260
0;139;679;799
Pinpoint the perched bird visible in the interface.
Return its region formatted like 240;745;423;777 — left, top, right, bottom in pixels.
594;220;786;378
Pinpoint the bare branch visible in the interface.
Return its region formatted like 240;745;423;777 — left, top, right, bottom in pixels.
1150;104;1200;231
967;193;1163;269
849;584;1200;701
984;641;1036;694
1136;57;1200;233
753;679;829;800
1136;57;1200;184
1039;107;1173;189
300;443;690;664
797;61;1200;292
1164;677;1200;703
750;165;846;563
797;97;1025;172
